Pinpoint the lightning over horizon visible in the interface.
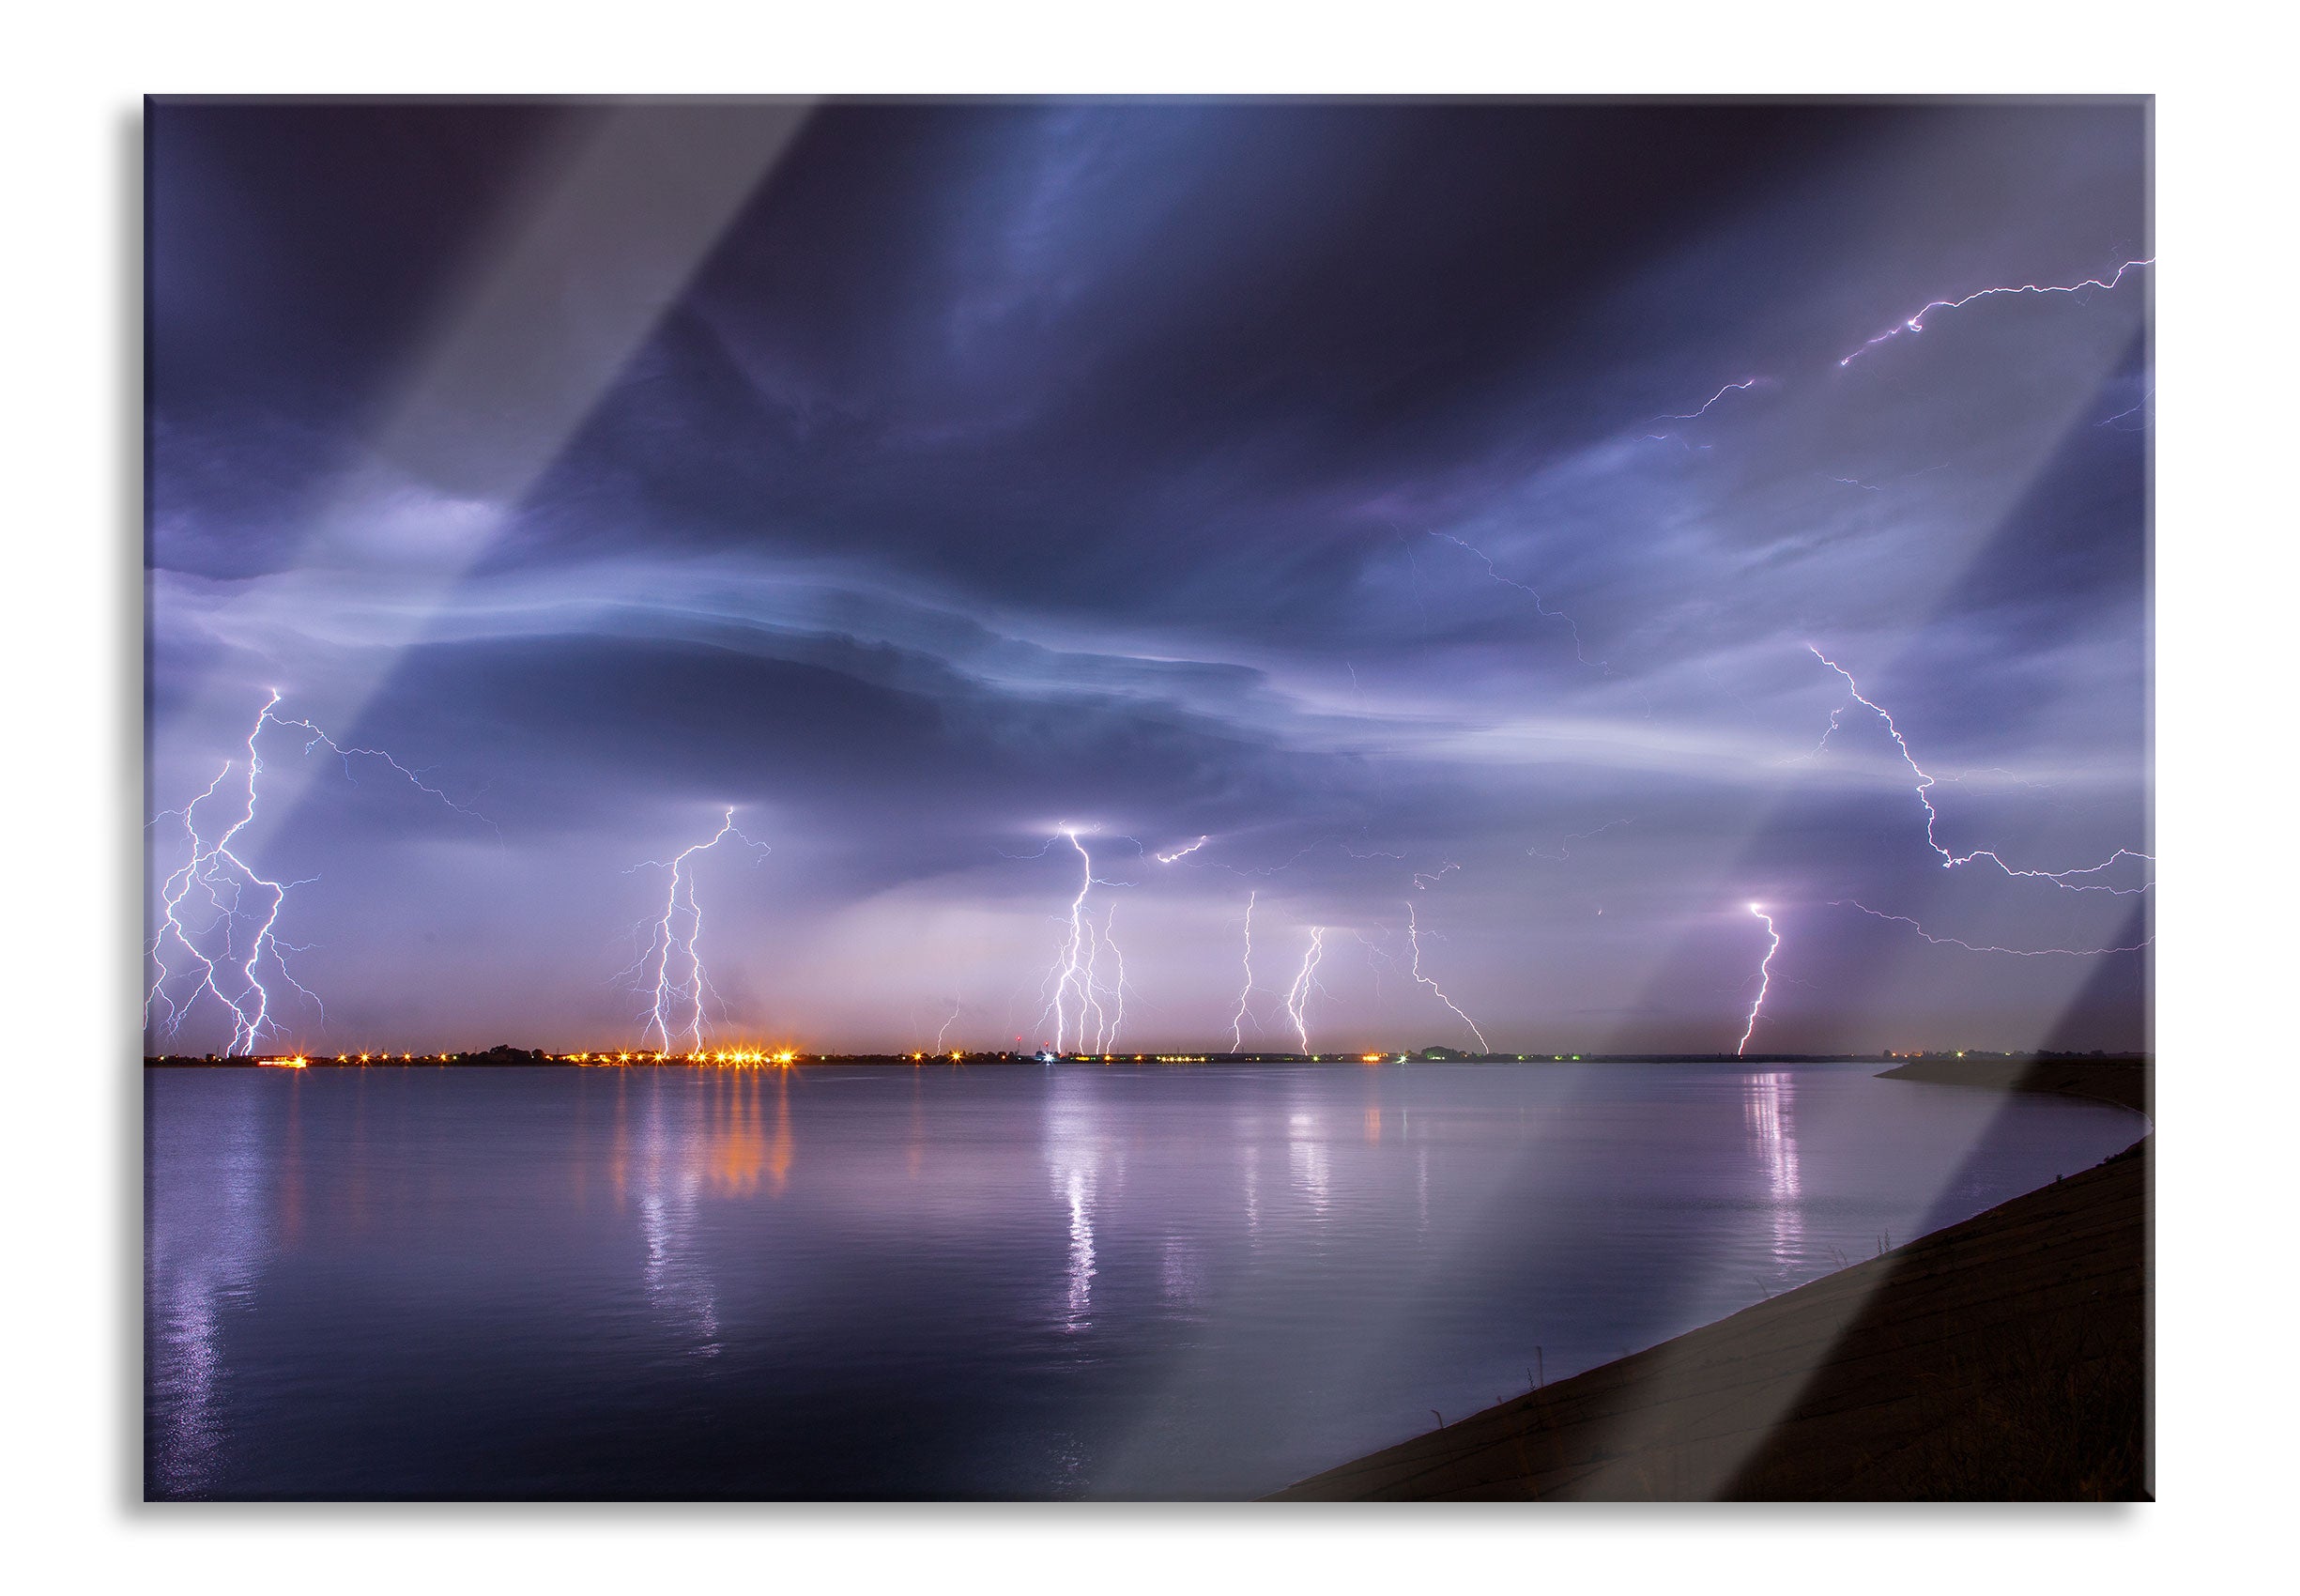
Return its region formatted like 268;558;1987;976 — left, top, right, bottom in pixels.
146;99;2150;1059
1404;901;1489;1053
1038;828;1128;1054
146;691;486;1055
621;808;770;1055
1283;926;1328;1055
1229;890;1261;1051
1737;904;1782;1057
129;91;2170;1519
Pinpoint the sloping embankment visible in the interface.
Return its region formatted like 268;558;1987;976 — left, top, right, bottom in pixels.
1874;1056;2148;1116
1275;1066;2150;1501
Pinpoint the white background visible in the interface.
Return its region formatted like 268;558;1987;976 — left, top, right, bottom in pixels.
1;3;2289;1588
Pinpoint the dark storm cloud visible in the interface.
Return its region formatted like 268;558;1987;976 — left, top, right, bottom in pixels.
146;97;2151;1054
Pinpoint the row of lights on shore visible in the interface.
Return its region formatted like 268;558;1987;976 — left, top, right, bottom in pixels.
253;1049;1597;1068
565;1051;803;1066
238;1049;2000;1070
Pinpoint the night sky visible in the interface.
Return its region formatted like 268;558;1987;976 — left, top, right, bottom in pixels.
144;97;2151;1057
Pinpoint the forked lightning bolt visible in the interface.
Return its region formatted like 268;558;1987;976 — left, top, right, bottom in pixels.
1427;532;1602;669
1404;900;1488;1053
1839;259;2153;367
621;808;769;1053
1737;904;1781;1057
1530;818;1635;861
1833;901;2152;959
1038;828;1128;1054
146;690;484;1054
1808;646;2153;893
1283;927;1327;1055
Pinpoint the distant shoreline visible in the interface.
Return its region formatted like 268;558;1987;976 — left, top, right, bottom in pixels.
144;1049;2152;1071
1274;1056;2153;1501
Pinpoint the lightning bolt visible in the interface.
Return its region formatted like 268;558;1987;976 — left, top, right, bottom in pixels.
146;690;484;1055
1653;376;1766;422
1426;531;1603;670
1529;818;1636;861
1098;903;1127;1052
1833;900;2153;958
933;1000;961;1052
1404;900;1488;1053
1411;860;1461;891
1229;890;1260;1051
1737;903;1782;1057
1808;646;2152;894
1839;258;2153;367
1282;926;1328;1055
621;807;770;1055
1038;827;1127;1054
1155;836;1210;864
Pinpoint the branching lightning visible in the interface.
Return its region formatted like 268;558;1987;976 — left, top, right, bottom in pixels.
1156;836;1210;865
621;808;770;1054
1736;904;1781;1057
1037;827;1128;1054
1404;900;1488;1052
1282;927;1328;1054
1839;259;2153;367
1427;531;1602;669
146;691;486;1055
1808;646;2153;894
1529;819;1636;861
1833;900;2152;958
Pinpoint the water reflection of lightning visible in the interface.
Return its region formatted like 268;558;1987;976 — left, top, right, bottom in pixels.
1737;904;1782;1057
1039;828;1127;1054
1809;646;2152;894
621;807;770;1054
1839;258;2153;367
1744;1071;1804;1279
1282;927;1328;1054
1404;901;1488;1052
146;690;483;1054
1229;890;1260;1051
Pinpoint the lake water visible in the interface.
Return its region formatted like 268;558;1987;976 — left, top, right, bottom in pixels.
145;1061;2144;1500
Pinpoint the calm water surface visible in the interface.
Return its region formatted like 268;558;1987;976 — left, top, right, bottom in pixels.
145;1061;2143;1499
